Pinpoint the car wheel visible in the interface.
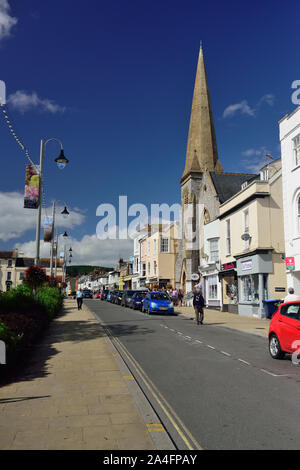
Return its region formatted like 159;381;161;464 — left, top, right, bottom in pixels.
269;334;285;359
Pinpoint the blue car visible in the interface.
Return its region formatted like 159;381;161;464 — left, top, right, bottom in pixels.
142;292;174;314
129;291;148;310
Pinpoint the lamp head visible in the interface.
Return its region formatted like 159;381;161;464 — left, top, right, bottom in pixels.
55;149;69;170
61;206;69;218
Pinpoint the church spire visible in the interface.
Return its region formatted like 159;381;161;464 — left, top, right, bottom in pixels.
181;44;223;182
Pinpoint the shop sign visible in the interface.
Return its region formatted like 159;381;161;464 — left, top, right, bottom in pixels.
221;262;236;271
191;273;200;281
285;257;295;271
241;260;253;271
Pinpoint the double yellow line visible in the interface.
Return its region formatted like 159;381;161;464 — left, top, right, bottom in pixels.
106;326;202;450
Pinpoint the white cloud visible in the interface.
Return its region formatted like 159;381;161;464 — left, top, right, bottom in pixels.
0;0;17;41
7;90;66;114
223;100;255;119
0;191;85;241
240;146;272;173
15;233;133;268
241;148;262;157
223;93;275;119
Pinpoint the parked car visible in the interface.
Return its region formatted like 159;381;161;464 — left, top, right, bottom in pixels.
101;289;110;301
114;290;123;305
82;289;93;299
121;290;139;307
142;292;174;314
128;291;148;310
268;301;300;359
106;290;112;302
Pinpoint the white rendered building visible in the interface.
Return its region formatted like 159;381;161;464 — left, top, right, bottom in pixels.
279;106;300;293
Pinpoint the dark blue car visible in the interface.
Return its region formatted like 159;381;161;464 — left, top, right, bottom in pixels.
142;292;174;314
129;291;148;310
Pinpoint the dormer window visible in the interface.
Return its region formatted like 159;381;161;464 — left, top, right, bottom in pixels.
7;259;12;267
241;182;248;190
260;169;269;181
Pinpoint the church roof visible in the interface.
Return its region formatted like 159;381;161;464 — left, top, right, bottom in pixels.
209;172;256;204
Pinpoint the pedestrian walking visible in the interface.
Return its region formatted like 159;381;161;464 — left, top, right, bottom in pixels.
178;289;184;307
283;287;300;303
172;288;178;306
193;287;205;325
76;288;83;310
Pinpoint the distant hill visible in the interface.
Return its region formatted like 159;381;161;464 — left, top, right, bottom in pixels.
66;265;113;277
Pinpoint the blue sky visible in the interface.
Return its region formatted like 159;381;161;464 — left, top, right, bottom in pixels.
0;0;299;265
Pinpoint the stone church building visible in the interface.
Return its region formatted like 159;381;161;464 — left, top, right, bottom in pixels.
175;45;254;292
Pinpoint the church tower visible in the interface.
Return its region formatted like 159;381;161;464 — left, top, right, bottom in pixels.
176;43;224;292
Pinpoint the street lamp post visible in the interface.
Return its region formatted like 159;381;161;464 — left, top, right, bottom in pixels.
49;202;69;277
34;138;69;266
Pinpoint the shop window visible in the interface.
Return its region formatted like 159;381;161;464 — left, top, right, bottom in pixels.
208;275;218;299
240;274;259;304
225;278;238;304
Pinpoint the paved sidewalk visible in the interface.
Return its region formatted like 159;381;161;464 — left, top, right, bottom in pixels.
0;300;157;450
175;306;270;338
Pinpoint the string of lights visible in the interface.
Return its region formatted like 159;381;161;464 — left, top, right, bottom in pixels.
0;103;38;173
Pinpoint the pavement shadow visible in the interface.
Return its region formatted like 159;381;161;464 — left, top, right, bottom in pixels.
0;305;106;387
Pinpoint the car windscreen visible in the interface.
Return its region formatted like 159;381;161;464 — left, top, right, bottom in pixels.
150;293;170;301
134;293;146;299
125;291;136;297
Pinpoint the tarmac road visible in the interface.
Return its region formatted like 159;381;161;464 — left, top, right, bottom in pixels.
87;299;300;450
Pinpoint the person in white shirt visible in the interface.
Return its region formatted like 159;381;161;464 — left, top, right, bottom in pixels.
283;287;300;303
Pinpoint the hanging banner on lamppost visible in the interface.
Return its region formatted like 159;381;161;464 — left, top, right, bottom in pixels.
43;216;53;242
24;164;40;209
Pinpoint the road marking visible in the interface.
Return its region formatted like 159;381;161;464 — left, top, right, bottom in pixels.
109;333;202;450
147;423;165;432
185;336;192;339
195;340;202;344
220;351;231;357
238;359;250;365
177;332;183;335
123;375;134;380
207;345;215;350
170;329;175;332
260;369;288;377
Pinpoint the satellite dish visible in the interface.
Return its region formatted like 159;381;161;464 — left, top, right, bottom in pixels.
241;232;251;241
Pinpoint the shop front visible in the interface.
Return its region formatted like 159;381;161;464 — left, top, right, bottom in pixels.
201;266;221;309
236;252;272;318
219;262;238;314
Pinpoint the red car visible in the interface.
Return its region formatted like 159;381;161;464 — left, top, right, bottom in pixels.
268;301;300;359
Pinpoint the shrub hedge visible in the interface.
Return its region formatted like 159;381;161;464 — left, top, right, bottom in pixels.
0;285;63;372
